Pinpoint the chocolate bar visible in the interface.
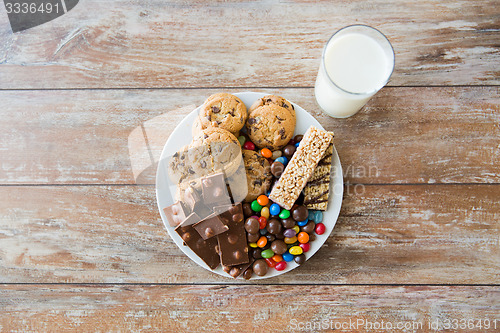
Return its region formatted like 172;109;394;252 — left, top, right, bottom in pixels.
175;213;220;270
201;172;232;209
269;126;333;210
222;258;255;278
214;203;244;225
216;205;249;266
163;201;187;227
193;214;229;240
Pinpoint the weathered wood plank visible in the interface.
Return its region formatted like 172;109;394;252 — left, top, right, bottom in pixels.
1;285;499;332
0;0;499;88
1;185;498;284
0;87;498;184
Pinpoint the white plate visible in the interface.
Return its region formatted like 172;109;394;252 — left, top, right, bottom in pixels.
156;92;343;279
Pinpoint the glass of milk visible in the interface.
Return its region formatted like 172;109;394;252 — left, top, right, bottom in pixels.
314;25;395;118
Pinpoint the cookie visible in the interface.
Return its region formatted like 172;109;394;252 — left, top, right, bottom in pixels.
192;127;243;178
246;104;296;150
192;115;239;138
168;143;214;186
249;95;296;120
242;150;272;202
199;93;247;134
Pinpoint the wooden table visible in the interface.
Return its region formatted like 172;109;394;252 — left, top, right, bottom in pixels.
1;1;499;331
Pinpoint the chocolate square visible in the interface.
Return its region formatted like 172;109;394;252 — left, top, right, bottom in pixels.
214;203;244;225
201;172;232;209
163;201;187;227
217;209;249;266
175;214;220;270
193;214;229;240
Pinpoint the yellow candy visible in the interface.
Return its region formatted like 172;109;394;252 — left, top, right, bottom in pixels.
261;207;270;219
284;236;297;244
289;245;303;255
292;226;300;233
249;242;258;248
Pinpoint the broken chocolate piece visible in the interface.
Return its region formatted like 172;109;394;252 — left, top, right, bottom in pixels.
217;209;249;266
163;201;187;227
201;172;231;208
193;214;229;240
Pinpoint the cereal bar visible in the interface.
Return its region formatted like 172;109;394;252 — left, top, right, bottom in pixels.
269;126;333;210
303;139;334;210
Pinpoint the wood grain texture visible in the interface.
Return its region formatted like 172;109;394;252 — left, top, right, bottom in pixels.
1;185;498;284
0;0;499;88
1;285;499;332
1;87;498;184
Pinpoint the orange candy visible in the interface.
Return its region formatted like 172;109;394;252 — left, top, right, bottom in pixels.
272;254;283;262
257;236;268;248
260;148;272;159
256;195;269;207
297;231;310;244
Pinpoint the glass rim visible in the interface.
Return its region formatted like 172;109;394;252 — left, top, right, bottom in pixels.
321;24;395;96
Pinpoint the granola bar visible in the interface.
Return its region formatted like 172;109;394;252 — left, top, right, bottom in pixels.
303;139;334;210
269;126;333;210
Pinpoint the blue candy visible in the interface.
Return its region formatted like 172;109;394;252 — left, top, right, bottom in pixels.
308;210;315;221
297;219;308;227
294;142;300;147
314;211;323;223
275;156;288;166
270;203;281;216
259;228;268;235
282;252;294;262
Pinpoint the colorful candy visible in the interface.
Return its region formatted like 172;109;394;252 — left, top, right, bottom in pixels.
257;195;269;206
292;225;300;234
297;219;308;227
243;141;255;150
289;245;303;255
257;236;268;248
297;232;309;244
251;200;262;212
269;203;281;216
265;258;277;268
275;261;287;271
279;209;290;219
284;236;297;244
260;206;270;219
272;150;282;159
299;242;310;253
261;249;274;259
282;252;294;262
315;223;326;235
274;156;288;166
314;211;323;223
283;229;296;238
258;216;267;229
238;135;246;146
260;148;272;159
272;254;283;262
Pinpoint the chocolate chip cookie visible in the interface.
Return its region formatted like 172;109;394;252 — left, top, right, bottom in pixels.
199;93;247;134
246;104;296;150
242;150;272;201
192;114;239;138
168;144;214;186
192;127;243;178
249;94;296;121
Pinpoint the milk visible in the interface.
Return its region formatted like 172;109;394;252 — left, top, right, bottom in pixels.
315;28;394;118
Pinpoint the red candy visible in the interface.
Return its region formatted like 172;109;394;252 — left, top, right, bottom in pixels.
315;223;326;235
243;141;255;150
258;216;267;229
275;261;287;271
299;242;310;253
265;258;277;268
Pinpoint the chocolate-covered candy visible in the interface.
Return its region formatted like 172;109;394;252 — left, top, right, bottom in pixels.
247;232;260;243
292;205;308;222
308;233;316;242
251;248;262;259
267;218;282;234
294;253;306;265
253;259;268;276
265;234;276;243
301;220;316;234
271;240;287;255
294;134;303;142
245;217;260;234
242;203;253;217
281;217;296;229
275;232;285;240
282;144;296;157
270;161;285;178
242;267;253;280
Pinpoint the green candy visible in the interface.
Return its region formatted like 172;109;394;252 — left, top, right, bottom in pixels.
251;200;263;212
279;209;290;219
261;249;274;259
238;136;246;146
